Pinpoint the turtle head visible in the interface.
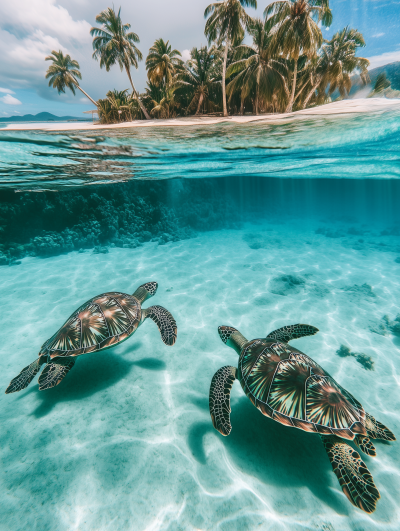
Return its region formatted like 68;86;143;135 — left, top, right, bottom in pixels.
218;326;248;354
132;282;158;304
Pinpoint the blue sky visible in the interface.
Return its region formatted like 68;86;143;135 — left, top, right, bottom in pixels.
0;0;399;118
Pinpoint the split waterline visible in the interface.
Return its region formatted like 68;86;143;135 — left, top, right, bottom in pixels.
0;107;399;530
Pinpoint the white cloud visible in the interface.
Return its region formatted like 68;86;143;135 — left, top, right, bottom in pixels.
1;94;22;104
1;1;90;43
372;33;385;38
0;0;91;93
367;50;400;69
0;87;15;94
181;49;191;62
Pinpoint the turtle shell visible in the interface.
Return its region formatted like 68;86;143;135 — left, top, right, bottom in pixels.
238;339;367;440
40;292;141;358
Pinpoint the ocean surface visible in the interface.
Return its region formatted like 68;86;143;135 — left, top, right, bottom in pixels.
0;107;399;531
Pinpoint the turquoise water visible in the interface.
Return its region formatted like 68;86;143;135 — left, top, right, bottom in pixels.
0;109;399;530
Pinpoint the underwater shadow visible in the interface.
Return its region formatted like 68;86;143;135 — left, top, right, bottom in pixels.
30;343;166;418
391;335;400;348
188;396;351;516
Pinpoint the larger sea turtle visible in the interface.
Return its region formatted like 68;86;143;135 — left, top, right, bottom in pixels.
209;324;396;513
6;282;177;393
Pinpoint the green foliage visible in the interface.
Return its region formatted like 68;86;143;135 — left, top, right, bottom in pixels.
90;6;150;119
177;46;222;115
97;89;141;124
45;50;81;95
373;72;391;93
146;39;183;86
320;26;369;99
45;2;370;120
45;50;98;106
227;18;288;114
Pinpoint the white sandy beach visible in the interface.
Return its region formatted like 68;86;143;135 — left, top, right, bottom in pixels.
2;98;400;132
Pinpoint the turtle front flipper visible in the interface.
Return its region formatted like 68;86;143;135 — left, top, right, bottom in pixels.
209;366;237;436
142;306;177;346
321;435;380;513
354;435;377;457
266;324;319;343
38;357;76;391
5;357;46;394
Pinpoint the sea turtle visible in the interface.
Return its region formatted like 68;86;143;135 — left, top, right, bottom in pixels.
6;282;177;394
209;324;396;513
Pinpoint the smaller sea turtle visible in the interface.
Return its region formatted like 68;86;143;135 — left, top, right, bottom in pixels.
6;282;177;393
209;324;396;513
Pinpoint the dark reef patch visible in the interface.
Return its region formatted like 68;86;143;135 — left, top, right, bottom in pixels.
0;179;238;264
370;314;400;336
342;283;376;299
269;274;306;296
336;345;374;370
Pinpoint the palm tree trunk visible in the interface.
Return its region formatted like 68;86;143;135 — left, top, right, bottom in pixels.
125;65;151;120
255;68;261;115
71;77;98;107
195;93;204;115
240;97;244;115
222;36;229;117
301;79;322;109
285;59;298;113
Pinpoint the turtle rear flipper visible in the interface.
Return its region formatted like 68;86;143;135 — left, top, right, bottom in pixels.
266;324;319;343
209;366;237;436
321;435;380;513
5;358;45;394
365;412;396;441
354;435;377;457
142;306;177;346
38;357;76;391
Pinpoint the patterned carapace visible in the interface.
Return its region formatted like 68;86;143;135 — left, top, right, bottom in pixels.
40;292;141;358
239;339;365;439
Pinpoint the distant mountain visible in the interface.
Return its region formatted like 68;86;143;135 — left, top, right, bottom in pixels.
350;61;400;96
0;112;91;122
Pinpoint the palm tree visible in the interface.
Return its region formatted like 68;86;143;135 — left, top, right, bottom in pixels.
227;18;288;114
178;46;221;115
45;50;97;106
265;0;332;112
296;53;325;109
98;89;141;123
146;39;183;87
318;27;369;102
90;7;150;120
204;0;257;117
371;72;391;95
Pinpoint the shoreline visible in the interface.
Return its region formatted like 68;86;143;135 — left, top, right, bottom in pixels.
1;98;399;132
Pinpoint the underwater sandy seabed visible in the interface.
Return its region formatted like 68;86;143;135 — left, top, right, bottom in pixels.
1;223;399;531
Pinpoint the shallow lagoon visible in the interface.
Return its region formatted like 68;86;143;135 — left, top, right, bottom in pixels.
1;110;400;530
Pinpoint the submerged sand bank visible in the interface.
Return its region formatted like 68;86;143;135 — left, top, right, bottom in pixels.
2;98;400;132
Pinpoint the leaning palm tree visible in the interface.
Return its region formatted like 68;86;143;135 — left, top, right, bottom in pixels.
178;46;221;115
227;18;288;114
204;0;257;117
45;50;98;106
319;26;369;101
265;0;332;112
146;39;183;87
90;7;150;119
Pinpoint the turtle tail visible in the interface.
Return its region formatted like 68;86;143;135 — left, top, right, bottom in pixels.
5;357;46;394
